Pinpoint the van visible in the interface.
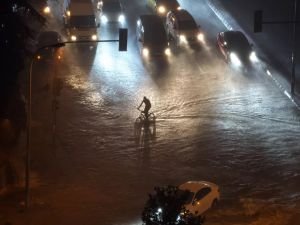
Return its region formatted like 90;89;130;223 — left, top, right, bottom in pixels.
63;0;100;42
136;15;171;58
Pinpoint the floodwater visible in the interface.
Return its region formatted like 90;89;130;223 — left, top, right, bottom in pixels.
3;0;300;225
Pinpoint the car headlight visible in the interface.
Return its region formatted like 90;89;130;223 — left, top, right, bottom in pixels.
142;48;149;57
91;34;97;40
197;33;205;42
230;52;242;67
164;47;171;56
43;6;50;14
158;5;166;14
67;10;71;17
249;51;258;62
177;6;181;10
101;15;108;23
71;35;77;41
118;14;125;23
179;34;187;43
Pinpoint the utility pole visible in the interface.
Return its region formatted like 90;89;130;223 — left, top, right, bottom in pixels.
291;0;298;95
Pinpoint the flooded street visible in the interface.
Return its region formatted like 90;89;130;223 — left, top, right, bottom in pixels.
3;0;300;224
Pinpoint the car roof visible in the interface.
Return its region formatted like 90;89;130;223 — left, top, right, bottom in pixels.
223;31;249;44
156;0;179;6
178;181;218;192
170;9;193;21
102;0;122;10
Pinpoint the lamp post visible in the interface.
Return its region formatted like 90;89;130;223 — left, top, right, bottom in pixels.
25;43;65;208
25;29;127;208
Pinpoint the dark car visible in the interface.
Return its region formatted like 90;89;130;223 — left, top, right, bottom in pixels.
136;15;171;58
36;31;62;60
99;0;125;24
146;0;180;17
217;31;259;67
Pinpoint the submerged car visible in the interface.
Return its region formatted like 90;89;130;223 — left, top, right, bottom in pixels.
136;15;171;58
217;30;259;67
178;181;220;216
146;0;180;17
100;0;125;24
166;9;205;47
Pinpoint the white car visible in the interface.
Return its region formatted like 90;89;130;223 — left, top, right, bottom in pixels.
178;181;220;215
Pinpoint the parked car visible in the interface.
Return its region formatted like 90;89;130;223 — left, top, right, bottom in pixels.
136;15;171;58
146;0;180;17
166;9;205;47
178;181;220;216
217;30;259;67
100;0;125;24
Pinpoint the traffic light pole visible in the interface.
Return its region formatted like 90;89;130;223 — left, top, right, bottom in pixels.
291;0;298;95
254;1;299;95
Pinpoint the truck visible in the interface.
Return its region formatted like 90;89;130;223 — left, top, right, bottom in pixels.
63;0;100;42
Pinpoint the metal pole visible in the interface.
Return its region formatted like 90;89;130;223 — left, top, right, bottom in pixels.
25;57;34;208
291;0;298;95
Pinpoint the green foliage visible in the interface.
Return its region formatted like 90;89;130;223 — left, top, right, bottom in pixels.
142;185;205;225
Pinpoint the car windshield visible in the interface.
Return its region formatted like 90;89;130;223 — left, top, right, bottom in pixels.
177;189;194;204
144;28;167;46
178;19;197;30
158;0;179;8
103;2;121;12
69;16;96;28
226;32;251;51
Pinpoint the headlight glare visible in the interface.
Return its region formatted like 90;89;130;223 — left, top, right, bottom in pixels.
230;52;242;67
118;14;125;23
197;33;205;42
101;15;108;23
249;51;259;62
91;34;97;40
164;47;171;56
179;34;187;43
158;6;166;14
142;48;149;57
71;35;77;41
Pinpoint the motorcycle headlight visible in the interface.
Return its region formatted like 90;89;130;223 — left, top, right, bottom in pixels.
158;6;166;14
142;48;149;57
71;35;77;41
230;52;242;67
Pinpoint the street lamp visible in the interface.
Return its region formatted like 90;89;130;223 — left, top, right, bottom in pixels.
25;42;65;208
25;29;127;208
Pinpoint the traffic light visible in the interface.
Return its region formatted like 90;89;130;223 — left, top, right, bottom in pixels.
119;28;128;51
254;10;263;33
